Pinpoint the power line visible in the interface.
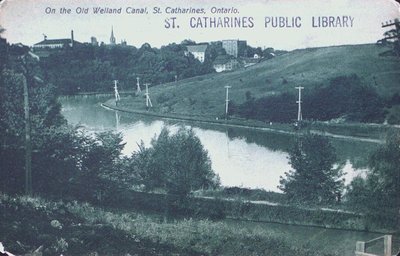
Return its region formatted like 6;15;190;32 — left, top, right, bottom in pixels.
380;18;400;56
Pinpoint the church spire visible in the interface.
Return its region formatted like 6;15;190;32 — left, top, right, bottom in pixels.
110;26;116;45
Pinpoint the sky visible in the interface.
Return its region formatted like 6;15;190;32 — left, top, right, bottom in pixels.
0;0;399;50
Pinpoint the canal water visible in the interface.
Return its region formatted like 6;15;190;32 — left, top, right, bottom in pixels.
60;95;398;256
60;95;378;192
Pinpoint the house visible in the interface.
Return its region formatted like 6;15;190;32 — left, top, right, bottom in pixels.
213;55;240;72
241;54;262;68
186;44;208;63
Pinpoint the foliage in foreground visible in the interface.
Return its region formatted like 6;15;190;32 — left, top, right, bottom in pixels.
0;193;339;256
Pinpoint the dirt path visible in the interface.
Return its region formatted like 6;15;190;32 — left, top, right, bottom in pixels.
102;102;386;144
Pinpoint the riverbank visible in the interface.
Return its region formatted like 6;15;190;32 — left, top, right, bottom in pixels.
102;97;398;144
99;187;398;234
58;96;398;235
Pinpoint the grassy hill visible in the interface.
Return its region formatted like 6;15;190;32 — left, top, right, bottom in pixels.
121;44;400;118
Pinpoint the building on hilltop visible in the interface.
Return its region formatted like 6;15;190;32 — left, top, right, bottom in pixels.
241;53;262;68
33;30;80;50
91;36;99;46
32;30;81;57
213;55;240;72
222;39;247;58
185;44;208;63
108;26;128;46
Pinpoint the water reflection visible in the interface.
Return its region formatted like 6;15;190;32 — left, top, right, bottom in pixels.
61;96;378;191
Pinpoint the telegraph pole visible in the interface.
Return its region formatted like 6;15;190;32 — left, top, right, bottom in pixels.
22;73;32;196
144;83;152;108
295;86;304;122
19;56;32;196
224;86;232;119
115;111;120;130
381;18;400;56
136;77;141;93
114;80;120;106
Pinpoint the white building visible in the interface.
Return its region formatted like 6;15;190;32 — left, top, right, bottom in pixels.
186;44;208;63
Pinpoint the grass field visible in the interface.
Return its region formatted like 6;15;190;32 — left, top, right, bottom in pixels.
119;44;400;119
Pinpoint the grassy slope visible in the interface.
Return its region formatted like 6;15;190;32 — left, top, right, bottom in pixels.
124;44;400;118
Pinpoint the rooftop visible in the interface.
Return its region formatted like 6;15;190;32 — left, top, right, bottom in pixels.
186;44;208;53
34;39;80;46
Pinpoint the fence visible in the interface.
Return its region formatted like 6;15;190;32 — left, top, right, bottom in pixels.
355;235;393;256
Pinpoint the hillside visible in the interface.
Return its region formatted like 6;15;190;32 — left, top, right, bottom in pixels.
122;44;400;118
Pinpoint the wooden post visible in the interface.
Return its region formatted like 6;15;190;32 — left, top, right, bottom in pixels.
295;86;304;122
224;85;231;119
114;80;120;106
356;241;365;253
383;235;392;256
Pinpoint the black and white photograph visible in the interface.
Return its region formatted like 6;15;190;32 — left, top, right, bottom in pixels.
0;0;399;255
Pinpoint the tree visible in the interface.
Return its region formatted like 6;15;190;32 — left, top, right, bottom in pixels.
305;75;385;123
367;131;400;209
279;134;344;204
344;176;371;210
234;92;297;123
131;126;219;197
345;131;400;219
75;131;126;201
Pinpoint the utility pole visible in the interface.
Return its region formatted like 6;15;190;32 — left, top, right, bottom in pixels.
224;86;232;119
136;77;141;93
115;111;120;130
144;83;152;108
114;80;120;106
295;86;304;122
19;56;32;196
22;73;32;196
381;18;400;56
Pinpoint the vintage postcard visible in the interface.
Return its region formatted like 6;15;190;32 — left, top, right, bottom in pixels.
0;0;399;255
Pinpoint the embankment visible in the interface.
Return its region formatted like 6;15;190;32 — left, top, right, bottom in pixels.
102;101;397;144
100;188;398;234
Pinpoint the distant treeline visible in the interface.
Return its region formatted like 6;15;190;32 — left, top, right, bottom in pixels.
39;42;213;94
232;74;400;124
38;41;282;95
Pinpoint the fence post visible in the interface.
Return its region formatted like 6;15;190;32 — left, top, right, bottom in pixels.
356;241;366;253
383;235;392;256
